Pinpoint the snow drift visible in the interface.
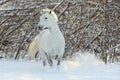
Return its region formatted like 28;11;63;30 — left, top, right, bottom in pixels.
0;51;120;80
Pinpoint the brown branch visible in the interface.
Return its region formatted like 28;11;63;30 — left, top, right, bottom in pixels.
0;17;11;39
86;1;97;5
0;26;10;38
85;29;104;49
0;4;37;42
6;16;29;37
71;8;101;35
0;17;29;48
58;2;70;18
0;17;10;26
52;0;65;11
107;44;120;53
0;0;12;5
0;16;27;49
0;11;39;47
14;31;27;59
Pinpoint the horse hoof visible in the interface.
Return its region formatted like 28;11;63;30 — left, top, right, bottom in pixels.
43;61;46;66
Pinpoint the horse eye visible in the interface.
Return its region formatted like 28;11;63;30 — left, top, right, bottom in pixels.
45;17;47;19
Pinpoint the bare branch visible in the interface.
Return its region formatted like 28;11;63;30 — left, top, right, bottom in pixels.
58;2;70;18
0;17;10;26
85;29;104;49
86;1;97;5
107;44;120;53
14;31;27;59
52;0;65;11
0;0;12;5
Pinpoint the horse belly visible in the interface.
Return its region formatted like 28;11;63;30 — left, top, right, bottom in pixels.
48;36;65;55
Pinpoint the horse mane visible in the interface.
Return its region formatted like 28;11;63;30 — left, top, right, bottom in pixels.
42;8;58;22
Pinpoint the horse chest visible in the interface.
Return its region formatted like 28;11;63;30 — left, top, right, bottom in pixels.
39;30;64;53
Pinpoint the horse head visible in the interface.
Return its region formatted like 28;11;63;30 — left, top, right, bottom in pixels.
38;8;58;30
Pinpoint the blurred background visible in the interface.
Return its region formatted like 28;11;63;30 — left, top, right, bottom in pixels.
0;0;120;63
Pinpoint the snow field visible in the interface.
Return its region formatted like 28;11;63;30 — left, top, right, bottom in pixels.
0;51;120;80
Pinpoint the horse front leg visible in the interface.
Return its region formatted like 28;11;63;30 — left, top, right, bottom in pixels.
45;53;53;66
48;55;53;66
57;55;63;66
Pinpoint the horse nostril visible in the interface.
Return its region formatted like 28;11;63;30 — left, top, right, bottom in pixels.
38;26;42;30
38;25;48;30
38;25;43;30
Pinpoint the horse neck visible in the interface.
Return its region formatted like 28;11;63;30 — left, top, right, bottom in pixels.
50;22;61;34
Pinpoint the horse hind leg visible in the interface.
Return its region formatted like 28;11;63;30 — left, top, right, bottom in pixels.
43;60;46;66
49;58;53;66
57;59;60;65
57;55;62;66
48;55;53;66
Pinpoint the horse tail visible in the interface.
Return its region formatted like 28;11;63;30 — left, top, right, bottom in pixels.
28;35;39;60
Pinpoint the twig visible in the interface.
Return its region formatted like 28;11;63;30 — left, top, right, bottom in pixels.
85;29;104;49
6;16;29;37
0;11;39;48
14;31;27;59
107;44;120;53
0;4;37;45
0;26;10;38
0;17;10;26
71;9;101;35
0;17;11;39
6;11;38;36
0;0;12;5
86;1;97;5
58;2;70;18
52;0;65;11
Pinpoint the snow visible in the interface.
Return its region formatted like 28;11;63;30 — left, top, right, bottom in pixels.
0;51;120;80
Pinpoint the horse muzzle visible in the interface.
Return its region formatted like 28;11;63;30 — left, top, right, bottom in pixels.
38;25;48;30
38;25;43;30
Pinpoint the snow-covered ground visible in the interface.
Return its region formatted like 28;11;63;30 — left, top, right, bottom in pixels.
0;52;120;80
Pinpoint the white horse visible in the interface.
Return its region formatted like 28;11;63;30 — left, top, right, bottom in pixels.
38;9;65;66
28;9;59;60
29;8;65;66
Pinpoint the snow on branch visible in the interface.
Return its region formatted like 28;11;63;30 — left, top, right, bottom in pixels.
58;2;70;18
0;0;12;5
107;44;120;53
52;0;64;11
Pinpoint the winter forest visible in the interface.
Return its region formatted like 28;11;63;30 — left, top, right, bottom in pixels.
0;0;120;80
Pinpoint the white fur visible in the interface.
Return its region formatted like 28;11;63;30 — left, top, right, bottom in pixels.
42;8;58;22
28;35;39;60
38;10;65;66
28;8;59;60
